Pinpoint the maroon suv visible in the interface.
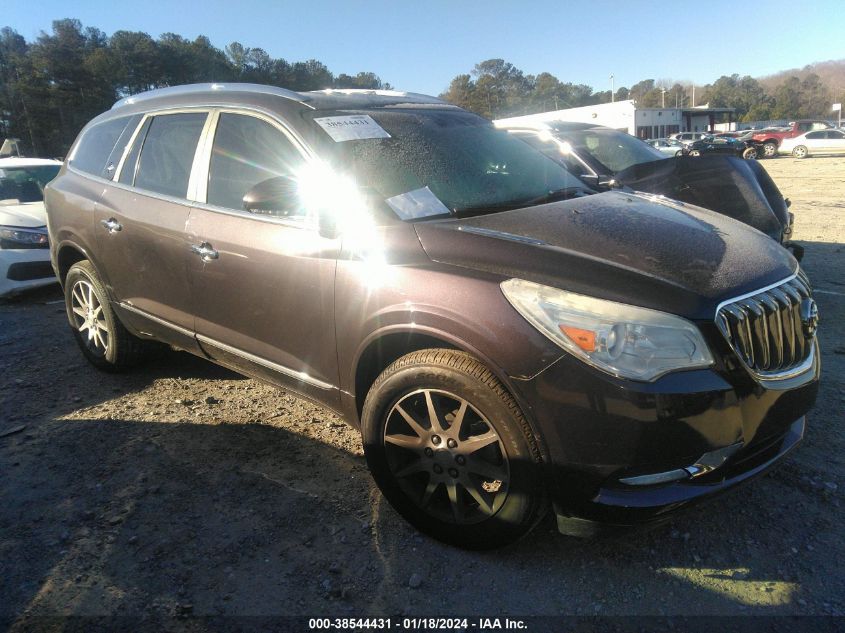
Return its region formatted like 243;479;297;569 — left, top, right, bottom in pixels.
45;84;820;548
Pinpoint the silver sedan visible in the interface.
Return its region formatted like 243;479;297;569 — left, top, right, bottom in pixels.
646;138;687;157
779;129;845;158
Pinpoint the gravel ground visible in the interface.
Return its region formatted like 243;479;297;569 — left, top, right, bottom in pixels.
1;155;843;627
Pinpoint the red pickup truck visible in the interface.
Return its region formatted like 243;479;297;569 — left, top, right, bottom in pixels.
751;120;834;158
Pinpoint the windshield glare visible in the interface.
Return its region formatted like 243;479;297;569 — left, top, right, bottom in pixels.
557;128;664;173
314;110;585;219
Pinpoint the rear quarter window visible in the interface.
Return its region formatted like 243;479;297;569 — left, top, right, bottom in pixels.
70;116;137;177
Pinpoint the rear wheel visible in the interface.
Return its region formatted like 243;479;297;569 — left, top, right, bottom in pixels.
361;349;547;549
742;147;758;160
762;141;778;158
689;149;701;157
792;145;809;159
65;261;147;371
674;150;684;157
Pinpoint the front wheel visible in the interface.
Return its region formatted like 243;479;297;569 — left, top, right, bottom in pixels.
674;150;684;157
689;149;701;157
361;349;547;549
762;142;778;158
64;260;147;371
792;145;809;159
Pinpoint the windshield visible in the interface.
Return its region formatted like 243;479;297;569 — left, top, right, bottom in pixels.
311;109;587;219
555;127;665;173
0;165;60;203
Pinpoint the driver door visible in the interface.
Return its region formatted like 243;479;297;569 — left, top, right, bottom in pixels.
186;111;342;407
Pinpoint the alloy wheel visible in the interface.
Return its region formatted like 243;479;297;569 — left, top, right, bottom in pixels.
70;279;110;356
382;389;510;524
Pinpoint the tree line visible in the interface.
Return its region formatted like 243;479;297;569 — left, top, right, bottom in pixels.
0;19;840;157
440;59;837;123
0;19;390;157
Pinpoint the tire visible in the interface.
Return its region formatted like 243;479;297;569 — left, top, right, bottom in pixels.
689;149;701;157
742;147;758;160
792;145;808;159
762;141;778;158
64;260;147;372
361;349;547;549
674;150;683;157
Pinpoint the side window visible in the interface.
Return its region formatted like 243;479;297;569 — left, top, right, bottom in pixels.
70;116;136;176
118;118;152;186
207;113;305;215
134;112;207;198
828;131;845;139
103;114;143;179
805;131;825;140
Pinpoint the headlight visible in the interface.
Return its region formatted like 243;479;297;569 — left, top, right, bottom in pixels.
0;226;49;247
501;279;713;381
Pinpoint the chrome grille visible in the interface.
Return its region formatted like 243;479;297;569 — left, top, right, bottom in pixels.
716;272;815;379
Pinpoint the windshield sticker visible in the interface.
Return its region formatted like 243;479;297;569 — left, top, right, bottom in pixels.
385;187;451;220
313;115;391;142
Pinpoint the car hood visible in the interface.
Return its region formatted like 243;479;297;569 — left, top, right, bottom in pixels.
614;156;788;241
0;201;47;228
414;190;796;321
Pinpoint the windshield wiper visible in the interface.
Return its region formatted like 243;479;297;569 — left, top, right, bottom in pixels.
450;186;593;218
513;186;593;207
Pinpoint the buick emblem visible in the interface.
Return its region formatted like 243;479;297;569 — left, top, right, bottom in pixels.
800;298;819;339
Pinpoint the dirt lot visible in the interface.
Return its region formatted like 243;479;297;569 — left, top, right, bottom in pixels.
1;156;843;627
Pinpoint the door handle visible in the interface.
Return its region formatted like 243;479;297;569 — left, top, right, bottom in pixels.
191;242;219;261
100;218;122;233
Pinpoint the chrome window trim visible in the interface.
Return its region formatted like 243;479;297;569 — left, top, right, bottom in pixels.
66;163;323;231
196;334;334;390
188;110;219;202
70;104;322;229
113;114;150;183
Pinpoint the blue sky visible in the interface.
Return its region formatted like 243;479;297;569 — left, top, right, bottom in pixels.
4;0;843;96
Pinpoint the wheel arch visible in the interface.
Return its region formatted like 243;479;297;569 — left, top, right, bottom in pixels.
56;241;94;287
350;324;552;463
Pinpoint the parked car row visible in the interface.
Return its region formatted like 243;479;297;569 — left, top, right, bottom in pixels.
745;120;836;158
40;84;819;548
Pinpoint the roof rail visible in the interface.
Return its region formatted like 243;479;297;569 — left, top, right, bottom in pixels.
112;83;311;109
307;88;446;105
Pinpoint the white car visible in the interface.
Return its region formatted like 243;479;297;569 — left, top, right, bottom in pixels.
779;129;845;158
0;157;62;297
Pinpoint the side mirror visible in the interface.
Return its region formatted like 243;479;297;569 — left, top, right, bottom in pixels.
242;176;300;216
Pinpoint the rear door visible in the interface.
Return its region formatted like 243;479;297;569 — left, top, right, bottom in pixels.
802;131;827;153
95;110;210;350
826;130;845;154
186;110;341;405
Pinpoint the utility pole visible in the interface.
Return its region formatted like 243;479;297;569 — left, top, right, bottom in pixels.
610;74;614;103
661;88;666;108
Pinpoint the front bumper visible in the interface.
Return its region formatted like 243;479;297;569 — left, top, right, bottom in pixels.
0;248;57;297
509;344;820;535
